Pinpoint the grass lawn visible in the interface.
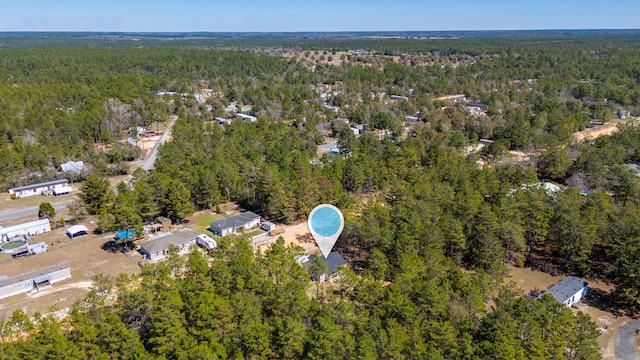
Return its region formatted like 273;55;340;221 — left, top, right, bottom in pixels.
192;212;225;235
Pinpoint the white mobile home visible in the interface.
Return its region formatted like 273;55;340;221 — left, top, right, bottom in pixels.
9;179;70;198
0;219;51;242
209;212;261;236
0;262;71;300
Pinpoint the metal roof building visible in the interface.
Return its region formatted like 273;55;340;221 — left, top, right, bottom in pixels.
540;276;588;307
209;212;261;236
139;230;199;261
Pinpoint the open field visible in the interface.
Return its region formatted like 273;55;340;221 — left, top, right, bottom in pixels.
508;265;631;360
0;224;141;317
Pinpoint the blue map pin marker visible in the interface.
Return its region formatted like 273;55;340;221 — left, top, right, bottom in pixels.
308;204;344;258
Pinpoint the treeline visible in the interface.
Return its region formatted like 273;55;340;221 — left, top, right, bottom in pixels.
3;34;640;187
150;113;640;307
0;238;601;359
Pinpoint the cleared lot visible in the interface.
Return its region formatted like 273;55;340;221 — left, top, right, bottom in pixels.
0;224;141;316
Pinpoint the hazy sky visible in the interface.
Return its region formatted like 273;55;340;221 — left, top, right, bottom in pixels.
2;0;639;32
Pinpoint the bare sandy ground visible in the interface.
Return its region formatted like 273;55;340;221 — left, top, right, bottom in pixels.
256;221;319;254
571;123;619;143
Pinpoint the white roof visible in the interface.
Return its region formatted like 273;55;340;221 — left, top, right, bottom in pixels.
66;224;89;237
60;160;84;173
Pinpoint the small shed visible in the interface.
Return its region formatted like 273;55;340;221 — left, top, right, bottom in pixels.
66;225;90;238
261;221;276;232
27;242;47;255
156;216;172;231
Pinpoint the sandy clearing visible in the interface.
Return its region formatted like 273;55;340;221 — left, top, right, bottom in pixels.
256;221;319;254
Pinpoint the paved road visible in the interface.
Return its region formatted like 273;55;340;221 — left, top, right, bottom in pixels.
616;319;640;360
0;199;73;223
317;140;338;153
137;115;179;171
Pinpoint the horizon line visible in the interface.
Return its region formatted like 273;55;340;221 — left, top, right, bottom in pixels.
1;29;640;34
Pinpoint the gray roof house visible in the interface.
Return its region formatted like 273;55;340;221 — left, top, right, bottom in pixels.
539;276;588;307
209;212;261;236
306;251;348;282
139;230;199;261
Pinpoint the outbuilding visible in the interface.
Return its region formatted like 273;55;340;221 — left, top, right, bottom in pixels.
236;113;257;122
209;212;261;236
155;216;172;231
261;221;276;232
66;224;90;238
540;276;588;307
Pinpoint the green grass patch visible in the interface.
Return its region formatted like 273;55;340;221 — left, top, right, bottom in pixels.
192;213;225;235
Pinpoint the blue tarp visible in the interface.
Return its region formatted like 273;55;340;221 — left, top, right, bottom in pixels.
115;229;135;240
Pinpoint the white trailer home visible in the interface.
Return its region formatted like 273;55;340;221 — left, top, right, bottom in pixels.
0;262;71;300
0;219;51;242
9;179;70;198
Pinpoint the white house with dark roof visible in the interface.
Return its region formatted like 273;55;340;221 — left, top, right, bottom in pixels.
209;212;261;236
139;230;199;261
539;276;588;307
